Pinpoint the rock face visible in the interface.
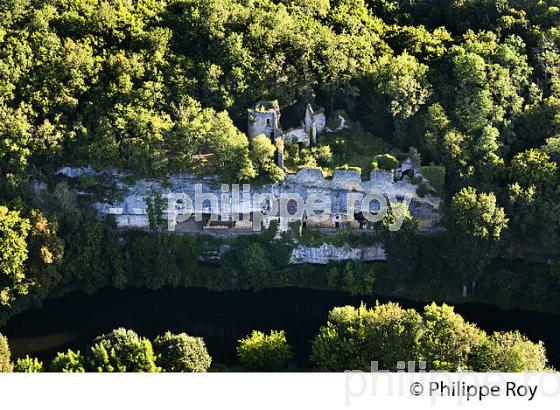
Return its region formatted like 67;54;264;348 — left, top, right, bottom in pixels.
290;243;386;264
330;169;363;191
56;165;100;178
65;160;441;233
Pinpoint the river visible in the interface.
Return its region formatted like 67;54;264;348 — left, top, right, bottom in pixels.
2;287;560;368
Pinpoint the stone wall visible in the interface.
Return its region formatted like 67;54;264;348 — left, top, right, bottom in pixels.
76;163;442;233
290;243;386;264
247;101;281;141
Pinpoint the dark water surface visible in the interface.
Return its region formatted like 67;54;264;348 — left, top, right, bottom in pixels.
3;287;560;368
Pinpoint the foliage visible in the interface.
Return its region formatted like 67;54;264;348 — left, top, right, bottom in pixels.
285;144;333;169
0;333;12;372
13;356;43;372
371;154;399;171
340;261;376;296
376;53;431;120
448;187;508;240
472;331;548;372
250;135;285;182
88;328;159;372
311;302;546;372
0;206;30;307
311;303;423;371
2;0;560;339
335;165;362;173
420;165;446;195
237;330;293;371
125;232;199;289
420;303;485;371
145;189;167;232
153;331;212;372
49;349;86;372
381;206;419;283
237;242;273;290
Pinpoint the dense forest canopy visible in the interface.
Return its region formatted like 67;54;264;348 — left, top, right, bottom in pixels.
2;0;560;324
1;0;558;178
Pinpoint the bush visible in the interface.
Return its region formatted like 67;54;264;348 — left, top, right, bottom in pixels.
472;331;548;372
310;303;422;371
88;328;159;372
295;164;323;172
237;330;293;371
154;331;212;372
13;356;43;372
0;333;12;372
420;303;485;371
50;349;85;372
372;154;399;171
335;164;362;173
416;182;428;197
420;165;445;195
341;261;376;296
310;302;543;372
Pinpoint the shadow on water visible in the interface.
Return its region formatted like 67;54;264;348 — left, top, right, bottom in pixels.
2;286;560;368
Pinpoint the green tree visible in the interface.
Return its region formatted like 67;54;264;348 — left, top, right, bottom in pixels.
49;349;85;372
446;187;508;284
87;328;159;372
25;210;64;300
311;303;423;371
448;187;507;240
371;154;399;171
341;262;356;294
326;265;340;289
153;331;212;372
237;330;293;371
377;53;431;119
0;206;30;307
145;189;166;233
510;149;558;189
382;205;419;284
364;302;423;370
472;331;548;372
250;135;285;182
0;333;12;372
420;303;485;371
238;242;273;290
13;356;43;372
376;53;431;146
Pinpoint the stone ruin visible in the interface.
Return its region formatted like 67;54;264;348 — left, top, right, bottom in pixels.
88;162;441;234
247;100;282;143
247;100;327;147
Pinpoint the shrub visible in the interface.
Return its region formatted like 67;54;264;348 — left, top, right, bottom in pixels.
0;333;12;372
13;356;43;372
335;164;362;173
471;331;548;372
416;182;428;197
310;303;423;371
312;146;333;166
295;164;323;172
88;328;159;372
420;165;445;194
372;154;399;171
154;331;212;372
50;349;85;372
237;330;293;371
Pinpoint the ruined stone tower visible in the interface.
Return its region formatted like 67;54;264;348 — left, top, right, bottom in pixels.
247;100;281;142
